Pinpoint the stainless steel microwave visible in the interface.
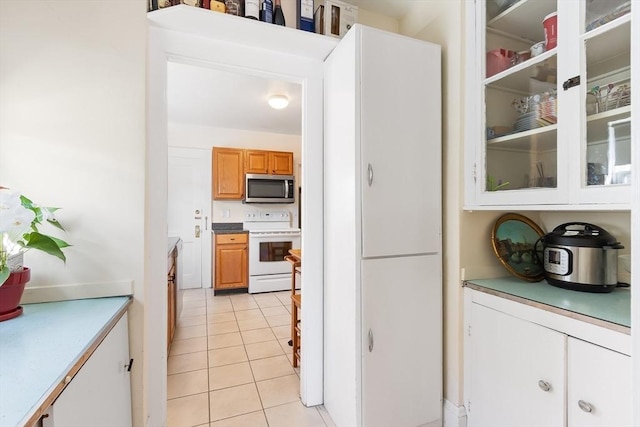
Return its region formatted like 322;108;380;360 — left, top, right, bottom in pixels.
245;174;295;204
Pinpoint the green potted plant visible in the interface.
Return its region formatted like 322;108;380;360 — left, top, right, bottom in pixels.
0;187;70;321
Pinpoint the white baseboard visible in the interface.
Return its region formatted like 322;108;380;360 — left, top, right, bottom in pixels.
20;280;134;304
444;399;467;427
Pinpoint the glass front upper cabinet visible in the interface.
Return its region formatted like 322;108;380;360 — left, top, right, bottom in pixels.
582;0;631;189
483;0;558;194
469;0;633;208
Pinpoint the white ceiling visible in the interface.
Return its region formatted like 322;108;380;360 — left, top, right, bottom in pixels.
166;2;413;135
167;62;303;135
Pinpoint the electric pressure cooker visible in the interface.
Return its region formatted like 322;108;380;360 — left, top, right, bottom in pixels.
537;222;624;293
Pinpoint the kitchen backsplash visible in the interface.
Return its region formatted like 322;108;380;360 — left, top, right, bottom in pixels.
212;200;299;227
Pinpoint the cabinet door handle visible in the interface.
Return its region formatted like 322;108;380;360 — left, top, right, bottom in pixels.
195;225;201;238
578;400;593;413
368;329;374;352
367;163;373;186
563;75;581;91
537;380;551;392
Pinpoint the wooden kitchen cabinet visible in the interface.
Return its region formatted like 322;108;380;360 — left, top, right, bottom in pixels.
268;151;293;175
245;149;293;175
214;233;248;290
212;147;244;200
244;149;269;174
167;247;177;352
465;0;633;209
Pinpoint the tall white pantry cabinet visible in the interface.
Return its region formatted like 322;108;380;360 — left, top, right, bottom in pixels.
324;25;443;427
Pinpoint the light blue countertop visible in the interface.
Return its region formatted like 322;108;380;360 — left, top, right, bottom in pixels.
465;277;630;329
0;296;131;427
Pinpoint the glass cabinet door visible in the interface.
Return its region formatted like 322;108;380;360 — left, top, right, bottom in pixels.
483;0;558;194
469;0;633;208
582;0;631;188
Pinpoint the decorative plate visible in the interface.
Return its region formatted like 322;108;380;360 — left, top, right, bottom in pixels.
491;213;545;282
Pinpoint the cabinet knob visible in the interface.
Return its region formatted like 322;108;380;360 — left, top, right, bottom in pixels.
578;400;594;413
64;375;72;384
537;380;551;392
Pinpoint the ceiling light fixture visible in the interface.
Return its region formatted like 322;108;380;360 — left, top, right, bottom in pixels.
268;94;289;110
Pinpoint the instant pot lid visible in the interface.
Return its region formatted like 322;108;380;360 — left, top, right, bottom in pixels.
546;222;623;248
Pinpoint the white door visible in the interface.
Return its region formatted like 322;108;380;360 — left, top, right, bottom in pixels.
361;255;442;427
568;337;633;427
168;147;212;289
359;27;441;258
468;303;565;427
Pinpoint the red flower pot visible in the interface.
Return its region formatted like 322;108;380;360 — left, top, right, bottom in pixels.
0;267;30;321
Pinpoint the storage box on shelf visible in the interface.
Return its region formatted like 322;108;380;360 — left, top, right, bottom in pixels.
314;0;357;38
466;0;634;209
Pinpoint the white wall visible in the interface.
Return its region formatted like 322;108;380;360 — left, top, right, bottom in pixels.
357;7;400;33
168;122;301;224
0;1;147;426
398;0;467;415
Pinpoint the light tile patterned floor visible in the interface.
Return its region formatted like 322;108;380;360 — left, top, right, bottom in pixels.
167;288;336;427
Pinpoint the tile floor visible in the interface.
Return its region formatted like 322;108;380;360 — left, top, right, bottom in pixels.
167;288;336;427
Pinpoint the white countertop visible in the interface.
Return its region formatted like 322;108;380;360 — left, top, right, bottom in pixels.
0;296;131;426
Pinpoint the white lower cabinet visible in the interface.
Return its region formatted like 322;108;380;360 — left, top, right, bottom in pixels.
361;255;442;427
467;303;631;427
43;313;132;427
567;337;632;427
468;303;565;427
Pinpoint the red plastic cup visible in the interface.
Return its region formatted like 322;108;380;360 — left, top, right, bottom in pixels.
543;12;558;50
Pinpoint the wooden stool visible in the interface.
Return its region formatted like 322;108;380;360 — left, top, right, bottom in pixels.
285;254;301;367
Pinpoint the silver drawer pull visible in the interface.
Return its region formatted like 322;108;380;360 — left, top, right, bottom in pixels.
368;329;374;352
537;380;551;392
367;163;373;186
578;400;593;413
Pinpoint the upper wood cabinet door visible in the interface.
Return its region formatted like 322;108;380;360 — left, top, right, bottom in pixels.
245;149;270;174
268;151;294;175
212;147;244;199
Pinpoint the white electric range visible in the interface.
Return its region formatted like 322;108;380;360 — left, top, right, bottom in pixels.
243;210;301;294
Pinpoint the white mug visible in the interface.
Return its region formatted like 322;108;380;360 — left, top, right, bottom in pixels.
530;42;545;57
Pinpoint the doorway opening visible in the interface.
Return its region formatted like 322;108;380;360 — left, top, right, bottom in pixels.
147;22;328;421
